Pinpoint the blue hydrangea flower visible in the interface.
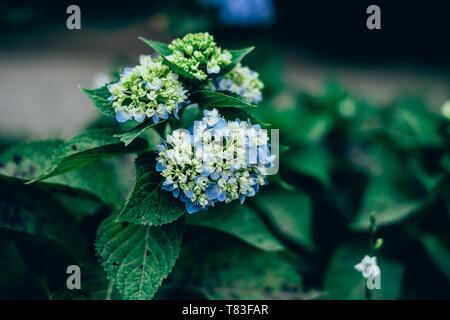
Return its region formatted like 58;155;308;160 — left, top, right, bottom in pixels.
156;108;275;213
201;0;274;26
207;63;264;104
107;55;188;124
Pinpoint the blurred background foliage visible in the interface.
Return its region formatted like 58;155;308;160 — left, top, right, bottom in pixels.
0;0;449;299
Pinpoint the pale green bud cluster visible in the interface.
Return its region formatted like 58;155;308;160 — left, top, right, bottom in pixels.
166;32;232;80
108;56;188;123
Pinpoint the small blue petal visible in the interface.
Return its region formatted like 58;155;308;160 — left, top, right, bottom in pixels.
205;183;219;200
213;118;228;130
210;171;220;180
116;110;129;123
186;201;201;214
152;115;160;123
172;189;180;198
159;109;169;119
173;106;180;120
107;95;115;101
183;189;194;198
162;181;174;191
156;162;165;172
217;190;226;202
180;193;189;203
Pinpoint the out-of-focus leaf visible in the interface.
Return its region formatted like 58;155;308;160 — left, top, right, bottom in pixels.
51;265;121;300
284;146;331;187
0;179;86;257
0;138;138;207
385;98;443;149
420;234;450;281
252;189;313;250
350;146;422;230
324;244;404;299
96;215;184;300
187;202;285;252
269;175;296;192
116;152;185;226
168;229;304;299
28;128;147;183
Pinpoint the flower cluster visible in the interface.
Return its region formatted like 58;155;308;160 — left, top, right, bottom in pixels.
167;32;232;80
354;255;380;278
208;63;264;103
156;108;275;213
107;55;188;123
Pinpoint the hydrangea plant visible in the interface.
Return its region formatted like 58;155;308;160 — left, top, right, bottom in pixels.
0;31;448;301
156;108;274;213
0;32;287;300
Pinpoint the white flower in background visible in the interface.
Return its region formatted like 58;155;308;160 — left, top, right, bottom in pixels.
156;108;275;213
441;100;450;120
354;255;381;278
208;63;264;104
107;56;188;124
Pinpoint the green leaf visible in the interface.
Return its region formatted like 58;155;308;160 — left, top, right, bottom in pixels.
187;202;285;252
0;140;129;207
168;229;305;299
139;37;198;80
284;146;331;187
114;118;164;147
350;178;420;230
268;175;297;192
324;244;404;300
28;128;148;183
96;215;184;300
420;234;450;281
116;152;185;226
251;189;314;250
220;47;255;75
80;84;115;118
0;179;87;257
51;264;121;300
191;90;257;108
138;38;172;56
215;106;268;126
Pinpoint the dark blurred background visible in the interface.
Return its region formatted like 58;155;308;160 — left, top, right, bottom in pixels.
0;0;449;139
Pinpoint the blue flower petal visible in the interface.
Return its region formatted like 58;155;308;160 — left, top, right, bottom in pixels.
162;181;174;191
210;171;220;180
217;190;226;202
186;201;201;214
205;183;219;200
152;115;160;123
116;110;130;123
172;189;180;198
156;162;165;172
183;189;194;198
